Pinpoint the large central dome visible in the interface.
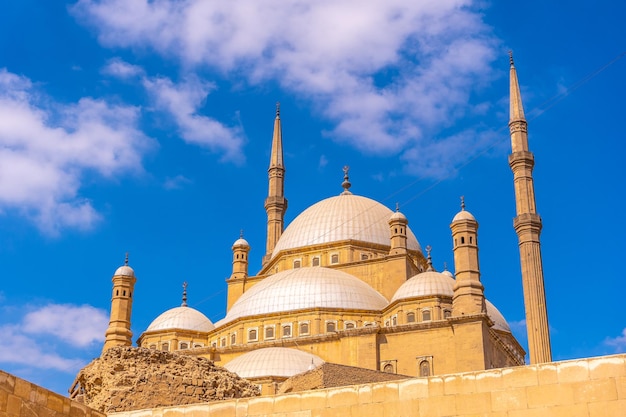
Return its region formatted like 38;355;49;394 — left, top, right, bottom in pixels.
272;193;422;257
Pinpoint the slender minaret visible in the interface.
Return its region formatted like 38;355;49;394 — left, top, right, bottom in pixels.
263;103;287;265
451;198;486;316
103;254;136;353
389;203;408;255
508;52;552;364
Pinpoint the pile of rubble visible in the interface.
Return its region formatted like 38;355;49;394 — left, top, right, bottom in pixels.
70;347;259;413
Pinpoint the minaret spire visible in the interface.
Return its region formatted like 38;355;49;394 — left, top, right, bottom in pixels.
508;53;552;364
264;102;288;264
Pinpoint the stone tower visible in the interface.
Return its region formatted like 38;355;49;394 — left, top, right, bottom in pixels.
508;53;552;364
263;103;287;265
451;199;486;316
231;232;250;280
102;254;136;353
389;204;408;255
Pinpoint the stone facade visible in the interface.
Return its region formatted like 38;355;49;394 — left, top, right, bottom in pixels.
107;354;626;417
0;370;105;417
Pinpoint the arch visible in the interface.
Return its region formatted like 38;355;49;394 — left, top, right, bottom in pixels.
420;360;431;377
422;309;432;321
406;312;416;323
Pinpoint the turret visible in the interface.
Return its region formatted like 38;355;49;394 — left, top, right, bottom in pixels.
451;198;486;316
102;254;136;353
263;103;287;265
508;52;551;364
389;203;408;255
231;231;250;280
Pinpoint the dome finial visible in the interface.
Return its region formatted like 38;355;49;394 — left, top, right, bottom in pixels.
395;202;400;212
240;229;244;239
426;245;433;271
276;101;280;118
124;252;129;266
443;261;448;271
509;50;515;67
460;195;465;211
182;282;188;307
341;165;352;195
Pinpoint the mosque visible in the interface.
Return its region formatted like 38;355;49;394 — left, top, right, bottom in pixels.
101;55;551;395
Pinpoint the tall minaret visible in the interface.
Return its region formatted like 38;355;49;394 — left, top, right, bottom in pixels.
263;102;287;265
508;52;552;364
102;254;136;353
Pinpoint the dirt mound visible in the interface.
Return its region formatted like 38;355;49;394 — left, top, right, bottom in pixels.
70;346;259;413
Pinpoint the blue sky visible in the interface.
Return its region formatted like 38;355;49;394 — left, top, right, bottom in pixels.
0;0;624;395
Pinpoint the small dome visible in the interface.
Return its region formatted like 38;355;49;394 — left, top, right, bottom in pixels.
389;210;407;222
452;210;476;222
232;238;250;248
146;306;215;332
485;300;511;333
272;194;421;258
442;270;454;278
218;267;388;326
224;348;324;379
114;265;135;277
391;270;455;302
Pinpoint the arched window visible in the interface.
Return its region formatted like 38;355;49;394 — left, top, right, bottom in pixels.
345;321;355;330
149;344;156;350
422;310;431;321
361;253;368;260
443;310;452;319
265;326;275;339
300;322;309;335
193;343;203;348
282;325;291;337
220;338;226;347
406;312;416;323
383;363;394;373
179;342;188;350
420;360;431;377
293;260;301;268
391;316;397;326
161;343;169;352
326;321;336;332
248;329;258;341
230;333;236;345
331;254;339;264
312;257;320;266
461;236;465;244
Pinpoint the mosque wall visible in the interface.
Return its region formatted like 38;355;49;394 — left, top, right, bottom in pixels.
0;370;105;417
107;354;626;417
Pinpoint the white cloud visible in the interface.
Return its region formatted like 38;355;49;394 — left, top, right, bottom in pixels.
0;303;108;373
72;0;501;176
23;304;108;347
604;328;626;352
143;76;245;163
0;68;153;234
164;174;192;190
102;57;145;79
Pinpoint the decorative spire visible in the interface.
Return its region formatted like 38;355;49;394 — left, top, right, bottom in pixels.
426;245;433;271
124;252;129;266
395;202;400;212
341;165;352;194
460;196;465;211
240;229;244;239
276;101;280;118
443;261;448;271
182;282;188;307
509;51;526;122
269;102;284;169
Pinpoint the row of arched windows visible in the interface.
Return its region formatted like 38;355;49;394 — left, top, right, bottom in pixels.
292;254;340;269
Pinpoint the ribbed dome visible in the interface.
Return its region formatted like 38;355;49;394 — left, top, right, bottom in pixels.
114;265;135;277
219;267;388;326
146;306;215;332
485;300;511;332
391;271;455;302
271;194;421;257
390;271;512;333
224;347;324;379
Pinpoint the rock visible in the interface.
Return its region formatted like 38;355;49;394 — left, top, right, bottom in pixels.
71;346;259;413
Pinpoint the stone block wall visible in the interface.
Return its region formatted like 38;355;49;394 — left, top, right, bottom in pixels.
0;370;105;417
109;353;626;417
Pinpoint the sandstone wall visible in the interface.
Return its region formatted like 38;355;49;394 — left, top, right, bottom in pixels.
109;353;626;417
0;370;104;417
